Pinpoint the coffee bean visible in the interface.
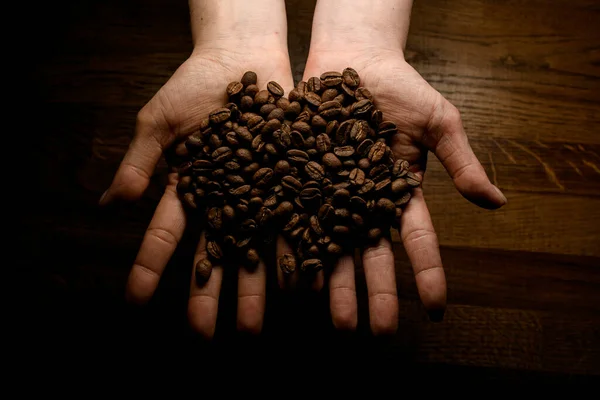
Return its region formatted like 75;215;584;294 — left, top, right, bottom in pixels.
245;248;260;269
318;203;334;225
309;215;324;236
285;101;302;119
283;213;301;232
368;141;386;163
209;108;231;125
357;179;375;195
305;92;322;108
241;71;257;87
377;198;396;215
240;95;254;111
287;149;310;165
317;100;342;119
207;240;223;260
349;168;366;186
300;187;322;202
391;178;409;193
342;67;360;88
212;147;233;163
350;120;369;142
278;254;296;274
247;115;266;134
230;184;251;197
207;207;223;231
406;171;421;187
288;89;301;102
354;87;373;102
367;227;382;242
326;120;339;138
316;133;331;153
356;139;374;157
227;81;244;98
269;160;289;177
320;71;343;87
335;208;350;220
291;121;311;136
260;103;277;117
307;77;322;93
351;99;373;117
334;146;355;158
274;201;293;218
374;178;391;192
322;153;342;169
321;88;339;102
253;168;274;187
267;81;284;97
305;161;325;181
282;175;303;193
379;121;398;137
301;259;323;272
351;213;364;227
244;84;259;98
336;119;354;145
333;225;350;235
254;90;270;106
243;162;260;176
195;259;213;286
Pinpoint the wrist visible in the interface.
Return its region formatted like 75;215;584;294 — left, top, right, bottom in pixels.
308;0;413;53
189;0;289;53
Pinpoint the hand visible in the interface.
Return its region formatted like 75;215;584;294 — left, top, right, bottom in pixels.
100;0;294;339
300;0;507;334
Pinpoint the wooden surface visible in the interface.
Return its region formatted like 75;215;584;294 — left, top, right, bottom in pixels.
20;0;600;380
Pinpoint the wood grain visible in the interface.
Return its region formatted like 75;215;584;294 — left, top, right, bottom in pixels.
21;0;600;380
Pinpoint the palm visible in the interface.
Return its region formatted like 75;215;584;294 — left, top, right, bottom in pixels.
103;48;294;338
302;49;506;333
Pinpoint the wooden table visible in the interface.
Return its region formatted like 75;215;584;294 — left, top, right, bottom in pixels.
21;0;599;380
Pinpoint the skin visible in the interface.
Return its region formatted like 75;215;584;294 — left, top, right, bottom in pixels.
101;0;506;338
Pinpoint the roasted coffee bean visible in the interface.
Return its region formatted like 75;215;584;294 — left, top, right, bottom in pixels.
321;71;343;87
247;115;266;134
305;161;325;181
318;101;342;118
260;103;277;117
322;153;342;169
333;225;350;235
207;240;223;260
212;147;233;163
244;84;259;98
340;83;354;97
356;139;374;157
226;81;244;98
287;149;310;165
285;101;302;119
209;108;231;124
301;259;323;272
207;207;223;231
318;203;335;225
267;81;284;97
222;205;236;222
351;213;364;228
300;187;322;201
282;175;303;193
367;227;382;242
334;146;355;158
311;115;328;130
274;201;293;218
316;133;331;153
326;120;339;137
351;99;373;117
354;87;373;102
253;168;274;187
274;160;290;176
332;181;351;191
336;119;354;145
182;192;197;209
254;90;270;106
243;162;260;176
291;121;311;136
377;198;396;215
349;120;369;142
278;254;296;274
177;176;192;192
235;126;253;143
406;171;422;187
212;168;226;178
240;95;254;111
368;141;387;163
327;242;343;255
250;187;265;198
230;184;251;197
305;92;322;108
335;208;350;220
309;215;324;236
343;159;356;169
307;77;322;93
195;259;213;286
235;148;253;163
267;107;285;122
342;67;360;88
378;121;398;137
349;168;366;186
296;110;311;123
241;71;257;87
245;248;260;269
288;89;301;102
283;213;301;232
391;178;409;193
374;178;391;192
357;179;375;195
321;88;339;102
369;164;389;180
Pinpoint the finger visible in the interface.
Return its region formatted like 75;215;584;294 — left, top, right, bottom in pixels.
400;188;447;322
188;232;223;339
276;235;298;290
125;174;185;304
100;107;170;205
237;259;267;334
311;270;325;292
362;237;399;336
427;100;507;209
329;255;357;331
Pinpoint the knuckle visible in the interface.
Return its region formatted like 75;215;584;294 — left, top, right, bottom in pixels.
402;228;438;246
147;226;179;247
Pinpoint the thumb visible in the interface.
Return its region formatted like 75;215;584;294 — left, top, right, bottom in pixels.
425;98;507;209
100;106;169;206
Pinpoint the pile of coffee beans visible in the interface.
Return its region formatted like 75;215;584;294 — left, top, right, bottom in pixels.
174;69;421;285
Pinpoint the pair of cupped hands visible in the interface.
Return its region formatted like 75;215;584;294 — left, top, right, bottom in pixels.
100;2;507;339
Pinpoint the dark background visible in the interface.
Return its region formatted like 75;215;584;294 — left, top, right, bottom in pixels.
19;0;599;381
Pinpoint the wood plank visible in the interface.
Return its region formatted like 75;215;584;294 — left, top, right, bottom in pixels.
408;0;600;144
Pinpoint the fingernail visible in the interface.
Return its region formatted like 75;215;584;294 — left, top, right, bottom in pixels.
428;308;445;323
493;185;507;206
99;190;110;206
